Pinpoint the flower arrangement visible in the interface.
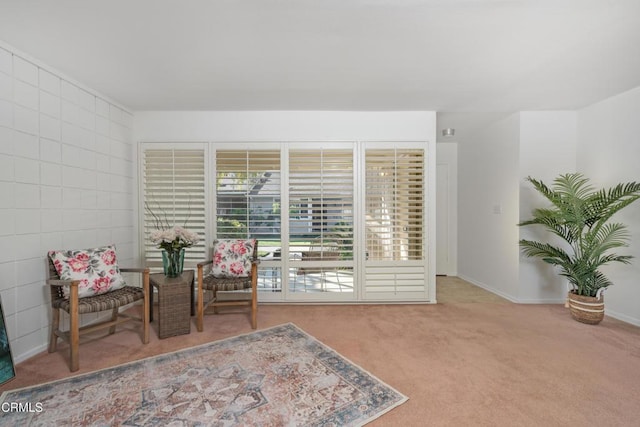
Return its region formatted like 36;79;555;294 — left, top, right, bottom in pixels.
149;226;200;277
150;226;200;251
146;201;201;276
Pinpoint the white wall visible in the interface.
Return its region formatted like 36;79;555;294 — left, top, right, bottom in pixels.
0;43;134;363
134;110;435;142
578;87;640;325
518;111;577;303
457;113;521;300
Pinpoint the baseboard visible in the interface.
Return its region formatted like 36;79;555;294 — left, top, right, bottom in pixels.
13;343;48;364
456;274;519;303
456;276;640;324
604;309;640;327
457;274;571;304
515;297;566;304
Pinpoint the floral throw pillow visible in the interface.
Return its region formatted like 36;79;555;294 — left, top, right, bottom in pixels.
211;239;256;278
48;245;127;299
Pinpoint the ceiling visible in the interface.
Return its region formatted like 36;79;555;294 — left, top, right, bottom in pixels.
1;0;640;112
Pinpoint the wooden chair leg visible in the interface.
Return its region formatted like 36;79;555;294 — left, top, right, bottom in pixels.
251;265;258;329
142;269;150;344
48;308;60;353
197;265;204;332
251;280;258;330
251;301;257;329
109;307;118;334
212;289;219;314
69;286;80;372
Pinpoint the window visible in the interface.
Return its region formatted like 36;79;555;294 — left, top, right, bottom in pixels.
365;148;424;261
363;146;427;300
215;150;281;240
140;141;430;302
289;148;354;260
288;147;355;294
215;149;282;292
142;146;207;265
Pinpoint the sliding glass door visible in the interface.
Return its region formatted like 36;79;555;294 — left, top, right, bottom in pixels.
287;145;355;300
215;147;283;295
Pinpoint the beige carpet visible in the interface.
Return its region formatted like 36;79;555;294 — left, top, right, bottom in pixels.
436;275;510;304
2;277;640;426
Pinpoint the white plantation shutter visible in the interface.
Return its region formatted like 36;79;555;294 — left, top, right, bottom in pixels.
215;150;281;242
364;146;427;299
365;148;424;260
139;141;431;302
215;149;283;294
142;147;207;266
288;148;354;270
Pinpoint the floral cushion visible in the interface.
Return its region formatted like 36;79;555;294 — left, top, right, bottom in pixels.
48;245;127;299
211;239;256;278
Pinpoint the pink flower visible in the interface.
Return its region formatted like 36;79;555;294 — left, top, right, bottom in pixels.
53;259;64;274
92;277;111;293
214;252;223;266
102;250;116;265
229;261;245;276
231;241;247;255
68;257;88;273
76;253;90;261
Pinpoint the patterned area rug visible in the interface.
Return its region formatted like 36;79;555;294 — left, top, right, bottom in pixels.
0;323;407;426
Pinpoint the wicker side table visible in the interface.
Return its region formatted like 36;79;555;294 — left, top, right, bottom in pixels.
149;270;194;339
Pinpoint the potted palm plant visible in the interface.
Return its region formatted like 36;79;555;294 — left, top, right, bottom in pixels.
518;173;640;324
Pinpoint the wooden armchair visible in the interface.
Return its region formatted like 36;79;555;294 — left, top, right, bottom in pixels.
196;239;259;331
47;245;150;372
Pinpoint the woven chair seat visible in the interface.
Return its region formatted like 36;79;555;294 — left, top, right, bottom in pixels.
53;286;144;314
202;274;251;292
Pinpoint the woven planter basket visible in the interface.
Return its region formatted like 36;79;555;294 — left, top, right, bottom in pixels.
567;291;604;325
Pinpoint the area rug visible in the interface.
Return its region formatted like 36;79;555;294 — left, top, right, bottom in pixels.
0;323;407;426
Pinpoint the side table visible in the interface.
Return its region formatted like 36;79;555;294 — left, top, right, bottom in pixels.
149;270;194;339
